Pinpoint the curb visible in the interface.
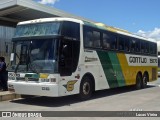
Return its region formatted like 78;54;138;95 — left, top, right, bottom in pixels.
0;91;21;102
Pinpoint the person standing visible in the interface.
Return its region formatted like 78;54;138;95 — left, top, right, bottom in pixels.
0;57;8;91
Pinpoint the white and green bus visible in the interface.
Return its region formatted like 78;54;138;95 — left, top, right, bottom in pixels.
8;18;157;99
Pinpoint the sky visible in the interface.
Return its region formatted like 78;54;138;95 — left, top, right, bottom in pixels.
34;0;160;40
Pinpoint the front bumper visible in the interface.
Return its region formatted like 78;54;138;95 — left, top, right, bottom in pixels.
8;81;59;97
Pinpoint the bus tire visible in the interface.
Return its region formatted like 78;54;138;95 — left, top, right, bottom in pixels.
135;73;142;90
79;76;93;100
142;73;148;88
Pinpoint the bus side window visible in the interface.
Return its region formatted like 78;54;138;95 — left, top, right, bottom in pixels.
93;31;101;48
150;43;157;55
118;36;125;51
84;30;93;48
103;33;110;49
125;38;130;52
145;42;149;54
153;43;157;55
110;34;117;50
130;39;136;52
136;39;140;52
150;43;153;54
141;41;145;53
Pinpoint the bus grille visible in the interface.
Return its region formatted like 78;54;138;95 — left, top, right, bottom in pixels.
16;77;25;81
16;77;39;81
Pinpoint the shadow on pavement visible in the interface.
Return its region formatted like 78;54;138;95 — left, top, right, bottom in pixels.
10;85;155;107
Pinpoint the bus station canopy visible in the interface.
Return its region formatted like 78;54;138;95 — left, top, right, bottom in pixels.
0;0;94;27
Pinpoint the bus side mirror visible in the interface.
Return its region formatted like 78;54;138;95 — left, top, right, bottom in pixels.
10;53;14;61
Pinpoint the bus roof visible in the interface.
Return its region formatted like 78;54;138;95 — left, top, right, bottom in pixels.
17;17;84;25
17;17;156;43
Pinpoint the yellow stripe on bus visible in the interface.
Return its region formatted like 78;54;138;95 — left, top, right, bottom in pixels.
117;53;157;85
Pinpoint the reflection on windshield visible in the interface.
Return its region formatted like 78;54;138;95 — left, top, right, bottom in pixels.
8;39;58;73
15;22;61;37
30;40;54;61
29;60;56;73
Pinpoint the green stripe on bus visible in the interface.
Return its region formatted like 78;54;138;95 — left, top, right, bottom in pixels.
108;52;126;87
97;51;119;88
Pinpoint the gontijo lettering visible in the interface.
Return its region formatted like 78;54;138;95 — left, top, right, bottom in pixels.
129;56;157;63
129;56;147;63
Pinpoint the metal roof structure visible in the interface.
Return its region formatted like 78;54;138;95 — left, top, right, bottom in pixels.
0;0;94;27
0;0;154;42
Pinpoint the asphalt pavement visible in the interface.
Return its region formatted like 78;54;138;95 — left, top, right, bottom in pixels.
0;78;160;120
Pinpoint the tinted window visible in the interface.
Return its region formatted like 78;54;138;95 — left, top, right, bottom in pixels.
150;43;157;55
125;38;130;52
145;41;149;53
62;21;80;40
150;43;154;54
141;41;145;53
103;32;116;50
130;39;136;52
130;39;140;53
118;37;124;51
72;41;80;72
93;31;101;48
136;39;140;52
154;43;157;55
83;26;101;48
103;33;111;49
110;34;117;50
84;28;93;47
141;41;150;54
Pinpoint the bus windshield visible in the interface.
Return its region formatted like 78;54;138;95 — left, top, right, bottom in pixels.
8;20;80;74
9;39;59;73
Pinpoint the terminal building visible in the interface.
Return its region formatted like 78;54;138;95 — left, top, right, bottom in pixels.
0;0;93;64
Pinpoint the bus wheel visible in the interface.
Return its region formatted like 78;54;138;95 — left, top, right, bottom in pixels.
79;76;93;100
142;73;148;88
135;73;142;90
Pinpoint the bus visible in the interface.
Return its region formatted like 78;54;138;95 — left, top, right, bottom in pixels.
8;18;158;99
